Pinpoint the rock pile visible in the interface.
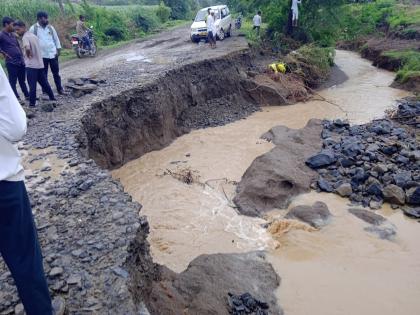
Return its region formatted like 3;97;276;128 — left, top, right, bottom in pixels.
227;292;270;315
306;101;419;213
388;98;420;127
65;77;106;98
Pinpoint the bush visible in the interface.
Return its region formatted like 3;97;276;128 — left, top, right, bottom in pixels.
156;2;171;23
131;7;159;32
163;0;190;20
104;26;126;41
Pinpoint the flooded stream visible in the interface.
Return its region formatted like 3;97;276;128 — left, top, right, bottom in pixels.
112;50;420;314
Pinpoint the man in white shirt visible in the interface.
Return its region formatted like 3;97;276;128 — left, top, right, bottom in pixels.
29;11;65;95
0;65;53;313
207;11;216;49
253;11;262;36
291;0;302;27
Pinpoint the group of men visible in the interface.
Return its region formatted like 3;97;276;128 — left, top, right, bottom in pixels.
0;11;64;108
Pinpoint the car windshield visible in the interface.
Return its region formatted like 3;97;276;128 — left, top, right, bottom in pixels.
195;9;220;22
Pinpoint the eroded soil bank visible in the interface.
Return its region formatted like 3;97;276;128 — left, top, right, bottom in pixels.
113;50;420;315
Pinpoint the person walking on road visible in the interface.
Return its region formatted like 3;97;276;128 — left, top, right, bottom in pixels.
291;0;302;27
253;11;262;36
0;64;53;315
30;11;65;95
207;11;216;49
0;17;29;104
14;20;56;107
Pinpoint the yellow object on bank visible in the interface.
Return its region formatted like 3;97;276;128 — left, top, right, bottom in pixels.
269;63;286;74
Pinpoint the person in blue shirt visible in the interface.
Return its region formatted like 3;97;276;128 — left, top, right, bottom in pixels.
0;17;29;103
30;11;65;95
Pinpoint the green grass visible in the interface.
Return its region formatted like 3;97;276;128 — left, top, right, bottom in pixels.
382;50;420;83
240;20;266;47
339;0;420;41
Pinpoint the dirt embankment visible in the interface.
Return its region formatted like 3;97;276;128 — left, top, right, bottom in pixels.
78;50;318;170
337;36;420;93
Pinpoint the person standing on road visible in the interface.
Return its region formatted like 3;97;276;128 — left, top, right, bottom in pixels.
30;11;65;95
0;64;53;315
14;20;56;107
207;11;216;49
253;11;262;36
291;0;302;27
0;17;29;104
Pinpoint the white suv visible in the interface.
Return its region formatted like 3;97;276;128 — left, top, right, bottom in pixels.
190;5;232;43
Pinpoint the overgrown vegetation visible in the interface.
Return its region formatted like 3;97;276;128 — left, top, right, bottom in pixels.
0;0;183;48
228;0;419;90
383;50;420;83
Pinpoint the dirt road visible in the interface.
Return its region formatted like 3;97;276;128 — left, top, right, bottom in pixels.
61;25;248;83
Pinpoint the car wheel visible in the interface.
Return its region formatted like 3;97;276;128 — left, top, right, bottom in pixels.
218;29;225;41
227;25;232;37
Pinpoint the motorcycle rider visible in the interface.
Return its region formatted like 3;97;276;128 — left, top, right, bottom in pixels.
76;15;91;51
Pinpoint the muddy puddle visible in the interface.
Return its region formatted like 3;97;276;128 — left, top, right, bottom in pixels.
113;50;419;314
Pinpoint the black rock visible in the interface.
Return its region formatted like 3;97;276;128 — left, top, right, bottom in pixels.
306;150;337;169
381;146;398;155
351;168;369;186
406;187;420;205
402;207;420;219
366;183;383;198
228;292;269;315
339;158;355;168
393;171;412;189
333;119;350;128
370;120;392;135
342;141;363;157
318;177;333;192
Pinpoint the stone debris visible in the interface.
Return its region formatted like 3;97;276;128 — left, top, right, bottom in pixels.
227;292;269;315
65;77;105;98
306;100;419;215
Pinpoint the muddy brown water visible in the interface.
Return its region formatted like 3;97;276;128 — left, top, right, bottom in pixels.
112;50;420;314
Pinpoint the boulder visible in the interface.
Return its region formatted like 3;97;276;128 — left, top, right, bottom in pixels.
285;201;332;228
148;252;283;315
234;120;323;216
406;187;420;205
336;183;352;197
383;184;406;205
348;208;386;225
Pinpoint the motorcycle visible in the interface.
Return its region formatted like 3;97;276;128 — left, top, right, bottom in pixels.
71;28;97;58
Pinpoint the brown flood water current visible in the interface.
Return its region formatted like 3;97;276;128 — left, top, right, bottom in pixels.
113;50;420;315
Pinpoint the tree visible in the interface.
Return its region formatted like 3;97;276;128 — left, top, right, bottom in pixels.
163;0;191;20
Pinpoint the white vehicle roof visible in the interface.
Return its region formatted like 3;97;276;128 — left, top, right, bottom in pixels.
200;5;227;11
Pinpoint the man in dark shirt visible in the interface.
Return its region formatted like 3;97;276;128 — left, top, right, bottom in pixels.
0;17;29;103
